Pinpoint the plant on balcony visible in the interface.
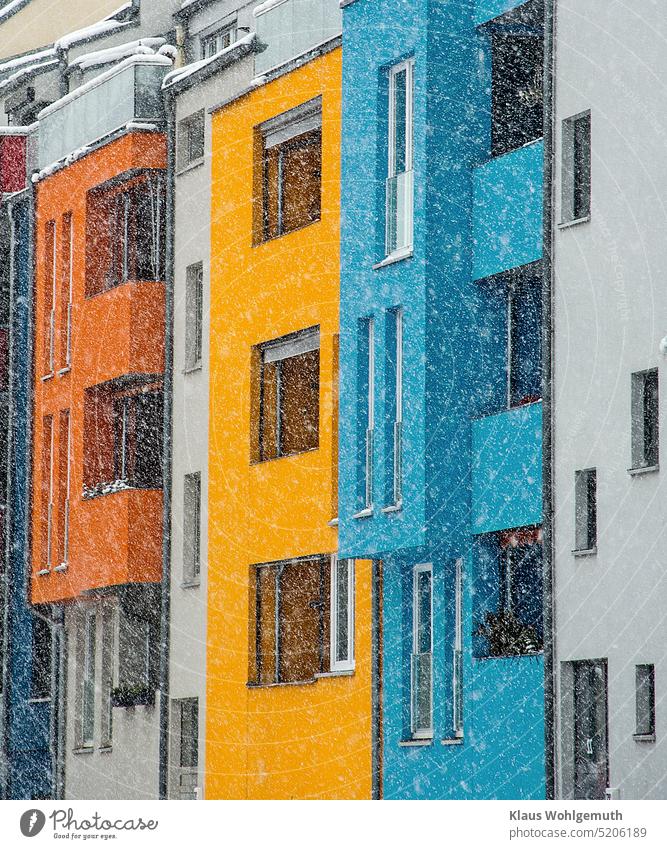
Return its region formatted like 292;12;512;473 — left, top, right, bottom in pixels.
473;610;543;657
82;479;132;499
110;683;155;708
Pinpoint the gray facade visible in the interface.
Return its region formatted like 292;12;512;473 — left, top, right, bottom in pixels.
552;0;667;800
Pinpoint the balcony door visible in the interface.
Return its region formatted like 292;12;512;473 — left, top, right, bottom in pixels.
573;660;608;799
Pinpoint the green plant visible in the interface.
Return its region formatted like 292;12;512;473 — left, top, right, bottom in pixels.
473;610;543;657
110;683;154;708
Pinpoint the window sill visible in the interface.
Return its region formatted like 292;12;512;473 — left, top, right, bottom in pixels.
99;745;113;753
441;736;464;746
73;746;94;755
176;157;205;177
37;568;50;577
252;446;319;465
572;547;597;558
558;214;591;229
381;501;402;514
474;650;543;661
352;506;373;520
56;366;71;376
633;733;656;743
373;247;413;270
254;216;321;248
28;697;51;704
183;362;202;375
327;517;339;527
314;668;354;679
628;464;659;476
247;678;317;689
54;562;68;572
41;372;54;382
398;737;433;747
181;580;201;589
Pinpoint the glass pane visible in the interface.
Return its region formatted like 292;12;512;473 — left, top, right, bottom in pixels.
411;651;432;733
335;560;349;663
392;68;407;175
416;569;432;654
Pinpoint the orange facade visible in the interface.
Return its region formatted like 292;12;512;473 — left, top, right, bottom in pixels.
31;131;166;605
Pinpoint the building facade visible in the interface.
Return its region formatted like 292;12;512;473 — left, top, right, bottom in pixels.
551;0;667;800
29;55;171;799
338;0;545;799
205;0;373;799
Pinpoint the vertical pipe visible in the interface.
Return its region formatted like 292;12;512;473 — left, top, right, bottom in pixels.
542;0;557;802
371;559;383;799
158;95;176;801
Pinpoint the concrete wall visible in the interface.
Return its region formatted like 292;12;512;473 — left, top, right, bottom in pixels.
553;0;667;800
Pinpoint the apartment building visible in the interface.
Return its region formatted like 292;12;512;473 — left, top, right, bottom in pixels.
551;0;667;799
162;0;258;801
205;0;373;799
29;54;171;799
338;0;545;798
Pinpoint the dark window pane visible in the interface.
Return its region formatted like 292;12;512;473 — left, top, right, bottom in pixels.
573;114;591;219
279;349;319;455
180;699;199;768
643;370;659;467
635;665;655;736
31;615;52;699
491;34;543;157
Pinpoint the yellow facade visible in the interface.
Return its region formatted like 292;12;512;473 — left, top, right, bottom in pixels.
206;46;372;799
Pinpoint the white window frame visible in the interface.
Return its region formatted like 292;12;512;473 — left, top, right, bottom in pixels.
389;308;403;507
453;558;463;738
200;22;237;60
45;416;54;569
411;562;433;739
385;59;414;258
357;317;374;514
46;220;57;376
100;604;114;749
59;411;71;569
330;556;355;672
63;213;73;370
560;110;591;225
574;467;596;552
185;262;204;371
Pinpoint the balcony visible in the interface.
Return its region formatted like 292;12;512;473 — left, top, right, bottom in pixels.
0;131;27;192
72;488;162;591
472;139;543;281
254;0;341;76
37;56;169;170
79;280;165;385
471;401;542;534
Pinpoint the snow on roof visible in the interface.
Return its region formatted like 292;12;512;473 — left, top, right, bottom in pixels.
253;0;288;17
0;46;57;77
0;58;59;93
0;0;28;23
55;17;132;51
68;37;165;71
162;31;254;88
38;53;172;121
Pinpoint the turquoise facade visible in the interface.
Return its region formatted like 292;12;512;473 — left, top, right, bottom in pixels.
338;0;545;798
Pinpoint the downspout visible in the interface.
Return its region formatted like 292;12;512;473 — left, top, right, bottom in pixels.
542;0;556;801
158;91;176;801
371;559;383;799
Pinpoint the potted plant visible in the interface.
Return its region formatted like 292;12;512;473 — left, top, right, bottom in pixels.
473;610;543;657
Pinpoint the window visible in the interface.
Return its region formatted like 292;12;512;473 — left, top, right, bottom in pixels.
385;60;414;257
411;564;433;739
172;697;199;799
253;556;331;685
201;22;236;59
453;558;463;738
56;410;70;568
356;318;374;513
178;111;205;170
81;611;96;748
40;415;53;569
119;607;153;690
330;557;354;671
30;614;52;700
635;665;656;739
43;220;56;375
631;369;659;470
507;278;542;407
331;334;339;520
259;98;322;242
100;605;114;748
574;468;596;552
83;382;163;496
86;173;165;296
474;527;543;658
183;472;201;585
491;31;543;157
385;308;403;507
185;262;203;370
58;212;72;370
256;327;319;461
562;111;591;223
